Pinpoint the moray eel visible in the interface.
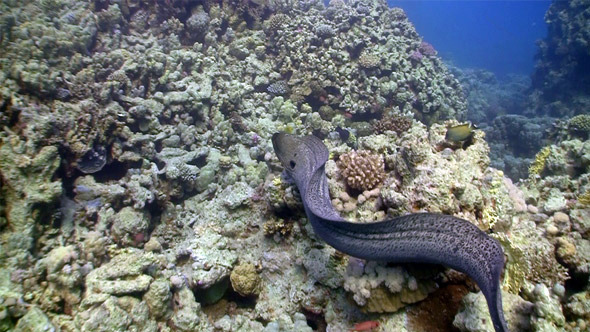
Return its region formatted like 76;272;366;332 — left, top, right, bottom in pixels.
272;133;508;332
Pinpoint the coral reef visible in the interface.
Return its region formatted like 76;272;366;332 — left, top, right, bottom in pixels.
529;146;551;177
372;114;413;134
230;262;262;297
448;66;530;124
343;259;437;313
0;0;586;331
337;150;386;192
445;65;560;182
485;115;555;180
529;0;590;118
454;291;533;332
268;0;466;122
518;138;590;330
568;114;590;139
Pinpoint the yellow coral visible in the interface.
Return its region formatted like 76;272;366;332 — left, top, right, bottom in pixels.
362;281;436;313
578;191;590;206
495;234;527;293
230;262;262;297
272;176;282;186
528;146;551;177
263;217;293;236
481;206;499;230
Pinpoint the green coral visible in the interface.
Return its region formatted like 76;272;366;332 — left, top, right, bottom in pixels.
529;146;551;177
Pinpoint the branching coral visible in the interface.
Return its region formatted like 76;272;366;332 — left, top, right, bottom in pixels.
337;150;385;191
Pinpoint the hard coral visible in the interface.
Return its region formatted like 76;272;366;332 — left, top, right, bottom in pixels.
230;262;262;297
266;13;287;32
578;191;590;206
358;52;380;69
337;150;385;191
315;24;335;38
372;114;412;134
568;114;590;135
267;81;288;95
528;146;551;177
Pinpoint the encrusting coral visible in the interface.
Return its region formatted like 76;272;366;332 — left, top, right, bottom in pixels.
529;146;551;177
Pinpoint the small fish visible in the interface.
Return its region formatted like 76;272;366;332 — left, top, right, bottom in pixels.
335;126;350;142
445;122;477;142
350;320;380;331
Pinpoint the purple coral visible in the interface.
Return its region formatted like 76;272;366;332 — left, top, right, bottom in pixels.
410;41;437;62
409;50;423;62
419;41;437;56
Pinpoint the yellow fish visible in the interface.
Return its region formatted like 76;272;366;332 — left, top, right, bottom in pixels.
445;123;477;142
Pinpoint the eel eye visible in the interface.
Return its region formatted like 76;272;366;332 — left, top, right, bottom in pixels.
289;160;296;169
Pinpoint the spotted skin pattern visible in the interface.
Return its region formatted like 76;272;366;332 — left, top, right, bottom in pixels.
272;133;508;332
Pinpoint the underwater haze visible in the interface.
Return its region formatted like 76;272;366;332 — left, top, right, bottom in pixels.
391;0;551;77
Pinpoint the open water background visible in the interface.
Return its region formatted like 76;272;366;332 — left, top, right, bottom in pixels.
390;0;552;78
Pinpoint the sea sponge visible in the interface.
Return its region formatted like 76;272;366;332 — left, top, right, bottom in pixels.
337;150;385;191
528;146;551;177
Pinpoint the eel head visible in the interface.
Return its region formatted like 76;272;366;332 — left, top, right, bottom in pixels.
272;132;329;182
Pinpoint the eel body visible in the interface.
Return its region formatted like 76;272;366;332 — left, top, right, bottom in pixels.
272;132;508;332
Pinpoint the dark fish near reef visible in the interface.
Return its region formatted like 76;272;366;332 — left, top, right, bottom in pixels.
76;145;107;174
445;123;477;142
335;126;350;142
272;133;509;332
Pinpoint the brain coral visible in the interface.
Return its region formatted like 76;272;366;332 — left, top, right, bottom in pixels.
337;150;385;191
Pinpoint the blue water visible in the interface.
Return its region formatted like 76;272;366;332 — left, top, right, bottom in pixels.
390;0;551;78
